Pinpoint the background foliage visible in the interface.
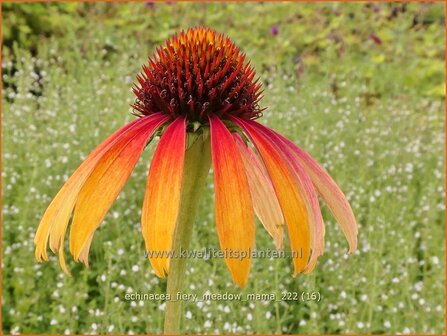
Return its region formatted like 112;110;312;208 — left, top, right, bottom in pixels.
2;2;445;334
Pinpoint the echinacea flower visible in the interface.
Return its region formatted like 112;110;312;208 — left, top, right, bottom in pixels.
35;27;357;288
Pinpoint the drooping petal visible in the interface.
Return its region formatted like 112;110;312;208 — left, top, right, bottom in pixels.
273;130;358;253
229;116;311;275
34;115;165;273
69;114;169;264
209;115;255;287
233;133;284;249
77;234;94;265
141;117;186;278
244;123;325;274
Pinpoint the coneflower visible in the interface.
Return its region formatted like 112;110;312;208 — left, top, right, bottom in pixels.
35;27;357;334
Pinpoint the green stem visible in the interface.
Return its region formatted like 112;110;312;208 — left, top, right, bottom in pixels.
163;133;211;334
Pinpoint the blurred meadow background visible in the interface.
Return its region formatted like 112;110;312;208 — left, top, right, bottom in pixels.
2;2;445;334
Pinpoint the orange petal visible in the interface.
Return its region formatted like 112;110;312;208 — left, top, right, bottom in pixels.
34;116;149;272
78;234;94;266
69;115;169;264
209;115;255;287
249;125;325;274
233;133;284;249
141;117;186;278
230;117;311;276
275;132;358;253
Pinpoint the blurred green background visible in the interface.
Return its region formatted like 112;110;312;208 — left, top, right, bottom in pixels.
2;2;445;334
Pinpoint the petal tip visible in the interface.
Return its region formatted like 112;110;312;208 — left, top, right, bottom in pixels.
233;273;249;288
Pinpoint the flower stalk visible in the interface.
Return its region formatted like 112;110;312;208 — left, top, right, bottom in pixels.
163;131;211;334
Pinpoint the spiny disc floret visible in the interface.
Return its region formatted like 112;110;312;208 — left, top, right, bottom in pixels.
133;27;264;122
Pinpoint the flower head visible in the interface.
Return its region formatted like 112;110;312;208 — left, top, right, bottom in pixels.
35;27;357;287
132;27;263;122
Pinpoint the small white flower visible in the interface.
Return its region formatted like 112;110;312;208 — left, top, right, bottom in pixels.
414;282;423;292
11;326;20;335
431;256;439;265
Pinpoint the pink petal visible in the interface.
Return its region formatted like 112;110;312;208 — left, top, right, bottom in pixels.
233;133;284;249
229;117;311;275
232;117;325;273
272;127;357;253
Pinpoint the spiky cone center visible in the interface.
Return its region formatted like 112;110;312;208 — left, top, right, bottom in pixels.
133;27;264;123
